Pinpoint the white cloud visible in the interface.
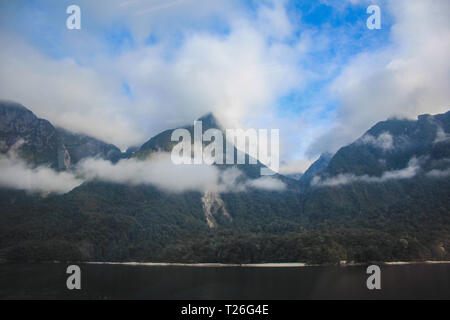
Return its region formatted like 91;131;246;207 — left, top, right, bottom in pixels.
116;13;304;131
358;131;394;151
77;153;221;193
0;153;83;194
435;125;450;144
279;158;313;175
426;169;450;178
0;0;306;153
1;0;448;171
312;157;420;187
256;0;293;40
0;33;143;150
308;0;450;156
0;148;286;195
247;176;286;191
77;0;237;44
77;153;286;193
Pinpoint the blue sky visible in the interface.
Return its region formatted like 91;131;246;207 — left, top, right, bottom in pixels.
0;0;449;174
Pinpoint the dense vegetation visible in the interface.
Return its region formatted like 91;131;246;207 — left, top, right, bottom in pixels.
0;173;448;264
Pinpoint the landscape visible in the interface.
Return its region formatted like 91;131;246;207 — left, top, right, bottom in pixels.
0;100;449;265
0;0;449;301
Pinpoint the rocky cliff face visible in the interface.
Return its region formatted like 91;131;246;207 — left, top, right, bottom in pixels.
56;128;122;166
201;192;232;228
0;101;60;168
0;100;123;169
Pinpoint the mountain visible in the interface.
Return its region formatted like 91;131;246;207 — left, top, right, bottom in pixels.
0;102;449;264
135;113;220;158
302;111;450;207
284;173;303;180
0;100;123;169
132;111;299;230
0;101;60;168
55;128;123;166
320;112;450;178
297;112;450;262
134;112;287;180
299;152;332;186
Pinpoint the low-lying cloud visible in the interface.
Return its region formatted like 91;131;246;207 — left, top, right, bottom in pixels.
246;176;286;191
435;125;450;144
358;132;394;151
78;153;220;193
311;157;420;187
0;150;286;194
426;169;450;178
77;153;286;193
0;154;84;194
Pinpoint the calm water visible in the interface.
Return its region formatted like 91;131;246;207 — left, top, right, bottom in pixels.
0;263;449;299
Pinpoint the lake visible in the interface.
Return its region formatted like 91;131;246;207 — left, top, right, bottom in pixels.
0;263;449;299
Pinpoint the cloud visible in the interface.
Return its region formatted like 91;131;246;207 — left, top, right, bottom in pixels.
0;33;143;150
247;176;286;191
77;153;286;193
0;146;286;195
115;7;304;131
426;169;450;178
0;1;305;152
0;152;83;194
312;157;420;187
77;153;220;193
1;0;448;170
78;0;237;43
435;125;450;144
308;0;450;156
358;131;394;151
279;158;314;175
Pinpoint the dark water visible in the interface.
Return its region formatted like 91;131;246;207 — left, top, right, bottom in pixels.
0;263;449;299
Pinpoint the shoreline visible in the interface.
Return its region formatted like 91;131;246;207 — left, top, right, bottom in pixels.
2;260;450;267
82;260;450;268
84;262;310;268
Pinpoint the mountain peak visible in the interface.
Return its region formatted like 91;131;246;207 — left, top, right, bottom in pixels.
0;100;35;115
197;112;221;130
0;100;123;168
418;114;433;121
299;152;333;185
311;109;450;179
135;112;221;157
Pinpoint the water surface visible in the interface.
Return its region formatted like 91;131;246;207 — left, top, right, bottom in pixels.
0;263;449;299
